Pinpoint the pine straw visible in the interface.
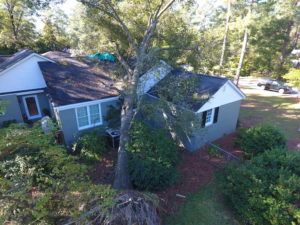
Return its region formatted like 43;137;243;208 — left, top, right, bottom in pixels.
69;191;160;225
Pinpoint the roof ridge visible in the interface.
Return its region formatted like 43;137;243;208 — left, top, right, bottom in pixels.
0;49;34;73
171;68;228;81
198;73;228;81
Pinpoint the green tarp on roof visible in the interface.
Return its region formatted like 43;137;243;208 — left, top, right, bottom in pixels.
88;52;116;62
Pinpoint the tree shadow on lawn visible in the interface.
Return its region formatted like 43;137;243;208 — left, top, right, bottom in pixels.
240;94;299;141
164;179;241;225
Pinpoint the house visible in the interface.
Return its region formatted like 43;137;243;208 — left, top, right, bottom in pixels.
139;69;246;151
0;49;245;151
0;50;120;145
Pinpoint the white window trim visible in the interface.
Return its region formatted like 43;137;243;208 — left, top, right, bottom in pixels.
205;108;215;127
75;103;103;131
22;95;42;120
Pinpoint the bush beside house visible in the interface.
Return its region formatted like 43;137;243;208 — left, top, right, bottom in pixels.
72;130;109;163
235;124;286;157
220;148;300;225
128;122;180;191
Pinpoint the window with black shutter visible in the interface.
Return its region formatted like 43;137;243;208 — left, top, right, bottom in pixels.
201;111;207;128
213;107;219;124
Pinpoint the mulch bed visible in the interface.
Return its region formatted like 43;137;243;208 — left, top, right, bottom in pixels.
157;133;243;216
288;138;300;151
88;147;118;185
88;133;243;216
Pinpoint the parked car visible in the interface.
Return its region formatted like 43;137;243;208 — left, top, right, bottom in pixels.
257;78;292;94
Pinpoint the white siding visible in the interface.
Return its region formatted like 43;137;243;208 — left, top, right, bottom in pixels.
197;81;246;113
137;60;172;96
0;55;50;93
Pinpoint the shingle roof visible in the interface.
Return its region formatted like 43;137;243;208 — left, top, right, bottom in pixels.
148;69;228;111
0;49;33;73
39;51;119;106
0;56;10;64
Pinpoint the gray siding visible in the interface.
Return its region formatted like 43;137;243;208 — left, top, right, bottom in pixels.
0;95;23;126
58;99;119;146
184;100;241;151
139;94;241;151
18;93;52;120
0;92;53;127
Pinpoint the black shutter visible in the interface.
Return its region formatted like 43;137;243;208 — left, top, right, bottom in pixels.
201;111;207;128
213;107;219;124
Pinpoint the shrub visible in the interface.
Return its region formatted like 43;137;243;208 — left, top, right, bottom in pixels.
220;148;300;225
128;122;180;191
0;123;116;224
207;145;223;158
72;131;109;162
235;124;286;157
2;119;17;128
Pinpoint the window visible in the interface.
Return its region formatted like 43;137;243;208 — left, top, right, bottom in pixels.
77;106;89;128
76;104;102;130
22;95;41;120
205;109;214;126
201;107;219;128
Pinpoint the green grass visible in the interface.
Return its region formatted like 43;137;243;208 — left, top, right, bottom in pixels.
240;92;299;139
165;181;240;225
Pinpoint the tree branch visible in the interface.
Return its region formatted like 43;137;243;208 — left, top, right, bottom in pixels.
114;42;133;76
79;0;138;52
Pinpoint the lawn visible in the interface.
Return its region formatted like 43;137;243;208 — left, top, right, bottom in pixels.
165;180;240;225
239;77;299;141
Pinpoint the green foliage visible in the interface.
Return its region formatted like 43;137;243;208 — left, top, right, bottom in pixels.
128;121;180;191
166;182;240;225
284;69;300;88
220;148;300;225
0;99;8;116
0;124;116;224
72;130;109;162
207;145;223;158
236;124;286;157
105;102;122;129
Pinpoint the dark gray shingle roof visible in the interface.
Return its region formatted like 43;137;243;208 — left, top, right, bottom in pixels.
148;69;228;111
39;51;119;106
0;56;10;64
0;49;33;73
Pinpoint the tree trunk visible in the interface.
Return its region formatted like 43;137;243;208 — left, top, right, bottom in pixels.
235;28;249;86
113;95;134;190
5;2;20;48
219;0;231;68
110;0;176;190
113;65;141;190
276;20;294;75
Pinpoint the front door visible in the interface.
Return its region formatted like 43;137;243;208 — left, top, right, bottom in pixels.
22;95;41;120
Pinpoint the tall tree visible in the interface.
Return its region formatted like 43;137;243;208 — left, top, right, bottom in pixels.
0;0;56;50
219;0;231;68
80;0;179;190
274;0;300;75
35;9;70;52
235;0;253;86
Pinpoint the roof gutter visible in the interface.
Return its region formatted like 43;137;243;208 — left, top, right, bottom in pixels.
54;96;120;111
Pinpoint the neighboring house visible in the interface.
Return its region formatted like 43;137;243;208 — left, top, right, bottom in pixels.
0;50;120;145
0;49;245;151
